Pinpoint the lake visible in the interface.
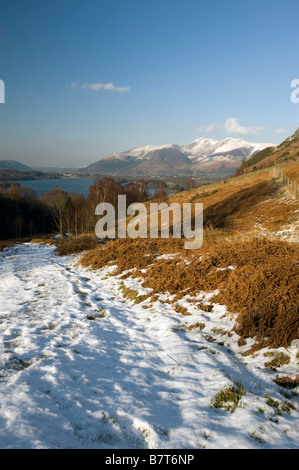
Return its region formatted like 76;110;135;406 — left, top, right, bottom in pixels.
13;177;159;197
13;178;99;197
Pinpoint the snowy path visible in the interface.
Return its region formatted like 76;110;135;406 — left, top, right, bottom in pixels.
0;243;298;449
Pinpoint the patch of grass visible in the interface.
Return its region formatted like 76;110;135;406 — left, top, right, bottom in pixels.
181;322;205;331
93;307;106;317
266;395;280;410
197;302;214;312
202;430;213;439
266;395;295;416
0;240;15;251
204;335;216;343
173;303;192;316
30;237;56;246
274;375;299;390
249;427;266;444
76;289;88;298
1;237;35;251
118;283;151;304
241;349;254;357
211;380;246;412
211;327;225;335
264;351;275;358
200;189;219;198
54;235;100;256
257;407;266;414
238;337;247;347
265;352;290;371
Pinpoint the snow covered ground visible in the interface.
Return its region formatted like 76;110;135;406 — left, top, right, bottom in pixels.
0;243;298;449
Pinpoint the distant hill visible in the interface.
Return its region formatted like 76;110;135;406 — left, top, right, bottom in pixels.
82;144;192;176
0;160;32;172
236;128;299;175
79;137;274;177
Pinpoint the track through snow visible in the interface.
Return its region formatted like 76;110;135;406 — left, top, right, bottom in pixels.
0;243;298;449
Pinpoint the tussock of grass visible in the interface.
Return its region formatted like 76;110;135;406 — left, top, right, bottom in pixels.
274;375;299;389
31;238;56;246
266;395;295;415
1;237;36;251
264;352;290;371
80;238;186;273
211;381;246;412
118;283;151;304
181;322;205;331
0;240;16;252
196;303;214;312
54;235;100;256
173;303;191;316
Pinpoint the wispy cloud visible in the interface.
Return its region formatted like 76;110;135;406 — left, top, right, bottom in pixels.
198;123;217;133
71;82;130;93
224;117;263;135
276;128;286;135
198;118;265;136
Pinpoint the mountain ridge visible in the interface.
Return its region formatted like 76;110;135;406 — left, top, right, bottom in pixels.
80;137;275;176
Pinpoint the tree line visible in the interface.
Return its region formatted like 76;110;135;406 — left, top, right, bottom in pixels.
0;177;168;240
0;169;61;181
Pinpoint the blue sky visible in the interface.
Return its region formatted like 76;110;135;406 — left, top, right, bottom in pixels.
0;0;298;168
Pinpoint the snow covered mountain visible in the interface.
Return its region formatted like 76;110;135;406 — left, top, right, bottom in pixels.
81;138;275;176
181;137;272;163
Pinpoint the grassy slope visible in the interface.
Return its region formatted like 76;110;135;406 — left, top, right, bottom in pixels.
240;128;299;174
75;166;299;351
156;166;299;238
283;161;299;183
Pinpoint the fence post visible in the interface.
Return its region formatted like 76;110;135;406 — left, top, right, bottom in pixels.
280;168;298;198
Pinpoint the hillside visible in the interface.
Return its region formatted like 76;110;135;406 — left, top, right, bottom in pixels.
80;138;273;177
237;128;299;174
78;165;299;348
1;163;298;449
0;160;32;172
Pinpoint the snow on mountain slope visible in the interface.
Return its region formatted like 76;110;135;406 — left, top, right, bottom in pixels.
182;138;274;163
82;137;275;175
181;138;221;160
107;139;274;163
85;144;191;173
114;143;182;160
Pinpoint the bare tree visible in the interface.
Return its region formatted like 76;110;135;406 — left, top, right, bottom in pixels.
43;189;69;238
